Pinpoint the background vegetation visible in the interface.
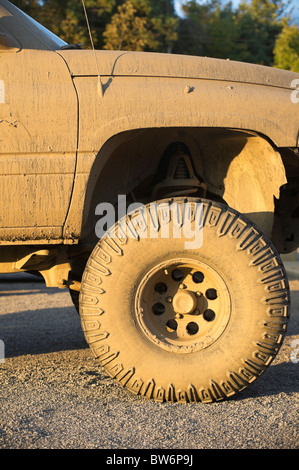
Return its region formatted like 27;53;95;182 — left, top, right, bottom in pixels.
11;0;299;71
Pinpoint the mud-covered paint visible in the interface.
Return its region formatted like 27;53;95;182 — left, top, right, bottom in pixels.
0;79;4;102
0;0;298;249
0;48;78;240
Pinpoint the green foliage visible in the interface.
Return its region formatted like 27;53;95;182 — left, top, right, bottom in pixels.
103;0;156;51
9;0;299;70
10;0;40;15
274;20;299;71
174;0;291;66
234;0;288;65
103;0;178;52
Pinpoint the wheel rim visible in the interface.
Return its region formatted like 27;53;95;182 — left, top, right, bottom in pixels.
135;258;231;353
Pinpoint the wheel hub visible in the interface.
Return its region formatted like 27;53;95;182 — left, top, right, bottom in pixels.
135;258;231;353
172;289;197;315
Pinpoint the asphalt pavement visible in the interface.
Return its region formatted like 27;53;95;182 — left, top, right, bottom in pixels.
0;263;298;450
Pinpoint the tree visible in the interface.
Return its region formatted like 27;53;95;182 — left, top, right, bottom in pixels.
274;20;299;72
176;0;291;66
235;0;288;65
173;0;217;56
37;0;116;48
9;0;40;16
205;2;241;60
103;0;157;51
103;0;178;52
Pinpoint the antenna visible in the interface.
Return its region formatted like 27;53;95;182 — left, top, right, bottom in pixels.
81;0;103;97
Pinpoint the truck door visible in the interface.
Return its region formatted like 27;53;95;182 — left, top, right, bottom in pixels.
0;11;78;243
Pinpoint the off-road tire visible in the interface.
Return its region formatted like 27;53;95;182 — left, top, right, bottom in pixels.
79;198;290;402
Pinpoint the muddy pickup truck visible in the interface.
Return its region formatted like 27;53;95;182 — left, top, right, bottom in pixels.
0;0;298;402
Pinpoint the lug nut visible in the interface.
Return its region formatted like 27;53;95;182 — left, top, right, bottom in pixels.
175;313;184;319
152;303;165;315
206;288;217;300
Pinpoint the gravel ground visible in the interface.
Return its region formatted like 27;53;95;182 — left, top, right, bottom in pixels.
0;268;298;450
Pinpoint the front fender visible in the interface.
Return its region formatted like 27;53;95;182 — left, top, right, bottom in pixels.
63;74;295;241
75;75;297;150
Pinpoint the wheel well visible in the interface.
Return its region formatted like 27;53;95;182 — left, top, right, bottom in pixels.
79;126;287;248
